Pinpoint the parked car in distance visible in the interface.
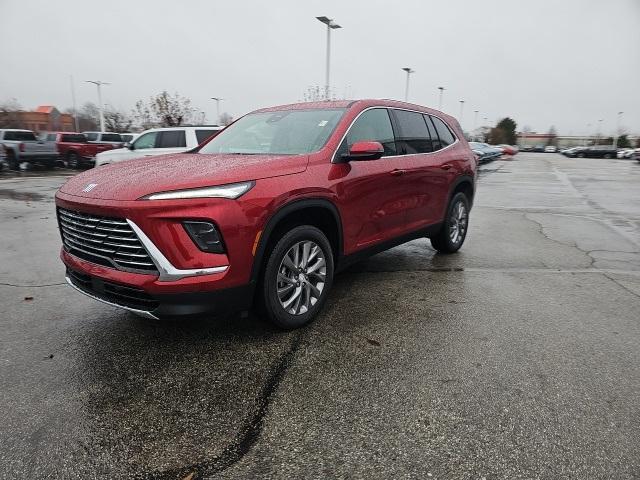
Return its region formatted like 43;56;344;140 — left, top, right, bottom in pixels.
497;144;518;155
633;149;640;162
54;132;117;168
617;148;635;159
120;133;139;143
544;145;557;153
0;129;59;170
56;99;477;328
95;126;224;166
533;145;545;153
469;142;502;163
565;146;618;159
82;131;124;146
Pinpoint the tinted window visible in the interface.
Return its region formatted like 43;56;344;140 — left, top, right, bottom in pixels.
120;134;133;142
195;129;217;144
430;116;456;148
157;130;186;148
46;133;57;141
133;131;158;149
338;108;396;157
84;132;98;141
101;133;122;142
393;110;433;154
4;131;36;141
61;134;87;143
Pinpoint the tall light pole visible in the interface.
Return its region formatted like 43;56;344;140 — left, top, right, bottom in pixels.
614;111;623;148
458;100;465;125
316;16;341;100
86;80;110;132
596;118;603;146
473;110;479;131
402;67;414;101
437;86;445;110
211;97;224;124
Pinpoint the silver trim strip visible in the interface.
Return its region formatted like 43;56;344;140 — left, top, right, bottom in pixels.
126;220;229;282
330;106;460;163
65;275;159;320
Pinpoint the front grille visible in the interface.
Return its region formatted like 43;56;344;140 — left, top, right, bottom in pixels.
58;208;157;273
67;268;159;311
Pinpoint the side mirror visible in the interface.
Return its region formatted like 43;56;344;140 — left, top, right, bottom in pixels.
126;142;134;150
341;141;384;162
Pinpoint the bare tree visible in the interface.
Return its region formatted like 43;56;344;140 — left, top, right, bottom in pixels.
131;100;155;131
150;91;194;127
219;112;233;126
104;107;133;132
0;98;26;129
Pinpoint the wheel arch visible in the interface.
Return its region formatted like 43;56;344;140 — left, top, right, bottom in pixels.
250;198;343;284
449;175;475;207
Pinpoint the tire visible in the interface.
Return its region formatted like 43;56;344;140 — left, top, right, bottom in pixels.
430;192;470;254
604;154;612;159
67;152;80;169
7;152;19;171
260;225;334;329
577;153;585;158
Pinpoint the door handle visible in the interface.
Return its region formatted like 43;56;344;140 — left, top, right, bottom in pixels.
390;169;406;176
441;163;453;170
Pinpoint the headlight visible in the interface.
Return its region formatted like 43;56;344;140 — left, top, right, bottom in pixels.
141;181;254;200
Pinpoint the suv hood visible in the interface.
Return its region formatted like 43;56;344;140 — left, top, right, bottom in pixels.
59;152;309;200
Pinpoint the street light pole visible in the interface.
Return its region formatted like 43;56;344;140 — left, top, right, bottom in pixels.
402;67;414;101
596;119;603;146
614;111;623;148
86;80;110;132
459;100;465;124
211;97;224;124
316;16;341;100
437;86;445;110
473;110;479;132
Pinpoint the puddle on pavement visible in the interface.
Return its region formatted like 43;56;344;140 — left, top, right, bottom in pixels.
0;189;47;202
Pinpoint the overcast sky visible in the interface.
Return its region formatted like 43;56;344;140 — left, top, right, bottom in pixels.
1;0;639;135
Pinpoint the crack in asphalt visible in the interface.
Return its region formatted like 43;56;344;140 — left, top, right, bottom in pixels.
603;274;640;300
143;331;304;480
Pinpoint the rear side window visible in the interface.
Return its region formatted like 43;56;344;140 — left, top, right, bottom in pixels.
4;131;36;141
101;133;122;142
430;116;456;148
393;110;433;154
157;130;186;148
195;129;217;144
61;134;87;143
338;108;396;157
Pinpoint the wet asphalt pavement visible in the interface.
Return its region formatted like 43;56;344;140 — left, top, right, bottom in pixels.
1;154;640;479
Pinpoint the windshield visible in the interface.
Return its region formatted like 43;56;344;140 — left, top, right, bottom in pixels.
198;108;345;155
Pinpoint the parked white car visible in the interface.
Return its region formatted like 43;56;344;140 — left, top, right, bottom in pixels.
544;145;557;153
95;126;223;166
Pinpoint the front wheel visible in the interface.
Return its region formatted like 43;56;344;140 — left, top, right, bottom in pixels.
261;226;334;329
67;152;80;169
7;152;19;170
430;192;470;254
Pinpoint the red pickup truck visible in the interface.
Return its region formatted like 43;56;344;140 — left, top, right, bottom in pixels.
55;132;116;169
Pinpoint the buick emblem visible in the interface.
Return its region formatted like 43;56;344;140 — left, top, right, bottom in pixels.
82;183;98;193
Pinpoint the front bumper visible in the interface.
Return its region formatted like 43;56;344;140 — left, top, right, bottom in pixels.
66;266;254;319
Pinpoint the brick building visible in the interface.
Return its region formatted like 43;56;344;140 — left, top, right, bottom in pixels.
0;106;75;133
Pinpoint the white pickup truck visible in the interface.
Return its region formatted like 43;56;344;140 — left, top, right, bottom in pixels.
0;129;59;170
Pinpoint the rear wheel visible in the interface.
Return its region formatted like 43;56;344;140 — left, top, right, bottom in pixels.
604;153;612;159
261;226;334;329
577;153;585;158
67;152;80;169
430;192;470;254
7;152;19;170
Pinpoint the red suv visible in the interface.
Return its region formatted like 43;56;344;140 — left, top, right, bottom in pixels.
55;100;477;328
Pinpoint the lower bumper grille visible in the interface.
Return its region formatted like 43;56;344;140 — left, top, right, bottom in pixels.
67;268;159;312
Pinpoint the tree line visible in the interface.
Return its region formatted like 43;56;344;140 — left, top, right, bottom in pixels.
0;91;233;132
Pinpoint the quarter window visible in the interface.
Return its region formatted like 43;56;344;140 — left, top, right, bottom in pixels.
393;110;433;154
430;116;456;148
157;130;186;148
337;108;396;158
195;129;217;144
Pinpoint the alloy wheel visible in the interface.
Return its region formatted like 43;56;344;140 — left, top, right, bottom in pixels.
449;200;468;246
276;240;326;315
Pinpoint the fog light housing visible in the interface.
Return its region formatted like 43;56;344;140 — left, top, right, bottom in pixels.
183;221;225;253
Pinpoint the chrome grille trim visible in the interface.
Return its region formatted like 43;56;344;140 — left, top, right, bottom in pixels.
57;208;157;273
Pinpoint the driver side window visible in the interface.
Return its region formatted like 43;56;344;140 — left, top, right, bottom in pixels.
133;132;158;150
336;108;397;158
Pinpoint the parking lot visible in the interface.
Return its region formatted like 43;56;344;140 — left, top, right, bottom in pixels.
1;153;640;478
